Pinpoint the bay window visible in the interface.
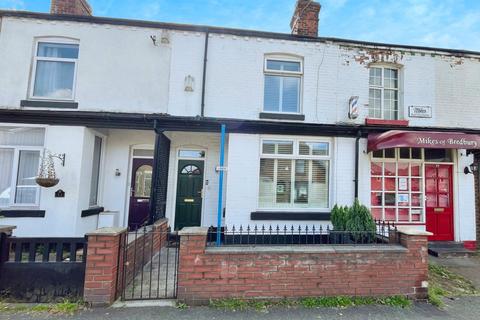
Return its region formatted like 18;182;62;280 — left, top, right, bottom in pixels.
0;127;45;207
31;40;79;100
263;58;302;113
259;139;330;209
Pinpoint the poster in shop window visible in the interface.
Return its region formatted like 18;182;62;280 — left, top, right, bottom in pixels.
398;193;409;205
398;178;408;191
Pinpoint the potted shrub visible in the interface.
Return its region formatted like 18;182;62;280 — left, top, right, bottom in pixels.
345;199;376;244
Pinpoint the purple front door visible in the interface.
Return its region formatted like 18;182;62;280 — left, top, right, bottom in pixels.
128;158;153;229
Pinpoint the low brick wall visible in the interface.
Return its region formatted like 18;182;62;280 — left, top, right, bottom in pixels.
177;227;430;305
83;219;168;307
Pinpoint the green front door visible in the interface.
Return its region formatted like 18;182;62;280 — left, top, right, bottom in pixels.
174;160;204;230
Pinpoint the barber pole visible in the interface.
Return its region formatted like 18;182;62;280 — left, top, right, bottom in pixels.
348;96;359;119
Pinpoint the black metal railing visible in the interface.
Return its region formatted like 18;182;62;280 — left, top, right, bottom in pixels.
4;237;87;263
207;220;397;246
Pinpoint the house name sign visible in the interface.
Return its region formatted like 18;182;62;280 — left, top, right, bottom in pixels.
408;106;432;118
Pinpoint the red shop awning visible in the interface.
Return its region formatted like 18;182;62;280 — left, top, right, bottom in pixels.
367;130;480;152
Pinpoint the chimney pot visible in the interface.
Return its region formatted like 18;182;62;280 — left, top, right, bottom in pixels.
290;0;321;37
51;0;93;16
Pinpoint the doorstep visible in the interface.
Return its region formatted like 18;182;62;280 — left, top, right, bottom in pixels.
428;242;476;258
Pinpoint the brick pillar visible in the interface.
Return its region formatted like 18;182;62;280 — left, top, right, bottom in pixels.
176;227;208;305
397;227;432;300
84;227;126;307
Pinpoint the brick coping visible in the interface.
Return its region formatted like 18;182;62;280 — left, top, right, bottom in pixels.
86;227;126;236
205;244;407;254
397;227;433;236
178;227;208;236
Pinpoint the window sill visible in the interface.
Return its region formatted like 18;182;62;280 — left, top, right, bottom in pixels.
259;112;305;121
21;100;78;109
0;209;45;218
251;211;331;221
365;118;409;126
81;206;104;218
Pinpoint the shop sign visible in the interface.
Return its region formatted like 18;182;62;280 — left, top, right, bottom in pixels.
409;106;432;118
368;130;480;152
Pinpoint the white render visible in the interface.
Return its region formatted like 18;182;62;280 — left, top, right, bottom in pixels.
0;12;478;243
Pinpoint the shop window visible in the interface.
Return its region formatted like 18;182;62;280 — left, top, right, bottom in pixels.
424;149;453;162
371;161;424;223
370;148;426;223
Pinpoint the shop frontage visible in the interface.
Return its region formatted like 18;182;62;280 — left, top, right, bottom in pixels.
368;131;480;243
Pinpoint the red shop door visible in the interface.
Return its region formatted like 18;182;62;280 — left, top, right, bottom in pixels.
425;164;454;241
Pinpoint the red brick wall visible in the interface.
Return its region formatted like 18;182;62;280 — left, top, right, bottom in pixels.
50;0;93;16
177;230;429;305
290;0;321;37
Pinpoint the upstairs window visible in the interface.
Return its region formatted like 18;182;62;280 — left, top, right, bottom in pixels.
263;58;302;113
369;67;399;120
31;41;79;100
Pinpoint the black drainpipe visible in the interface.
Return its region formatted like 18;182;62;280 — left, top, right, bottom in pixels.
200;30;210;117
354;130;362;199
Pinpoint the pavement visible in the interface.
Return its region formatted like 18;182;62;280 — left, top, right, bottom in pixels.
430;254;480;289
1;297;480;320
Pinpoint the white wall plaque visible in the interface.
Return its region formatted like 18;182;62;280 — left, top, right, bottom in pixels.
408;106;432;118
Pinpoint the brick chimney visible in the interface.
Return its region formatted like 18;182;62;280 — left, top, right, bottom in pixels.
50;0;93;16
290;0;321;37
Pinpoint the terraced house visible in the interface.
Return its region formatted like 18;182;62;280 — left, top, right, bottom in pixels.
1;0;479;252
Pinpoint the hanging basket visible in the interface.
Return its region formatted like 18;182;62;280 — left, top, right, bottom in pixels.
35;177;59;188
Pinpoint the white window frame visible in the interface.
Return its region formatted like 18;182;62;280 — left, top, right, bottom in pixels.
258;137;331;211
368;65;401;120
29;37;80;101
263;56;303;114
0;145;43;208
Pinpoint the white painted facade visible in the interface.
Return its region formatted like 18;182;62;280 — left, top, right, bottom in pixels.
0;12;478;244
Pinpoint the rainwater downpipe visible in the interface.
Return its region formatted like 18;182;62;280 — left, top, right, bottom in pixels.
354;130;362;199
200;30;209;117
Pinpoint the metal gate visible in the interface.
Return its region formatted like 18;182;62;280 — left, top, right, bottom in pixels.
118;227;179;300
